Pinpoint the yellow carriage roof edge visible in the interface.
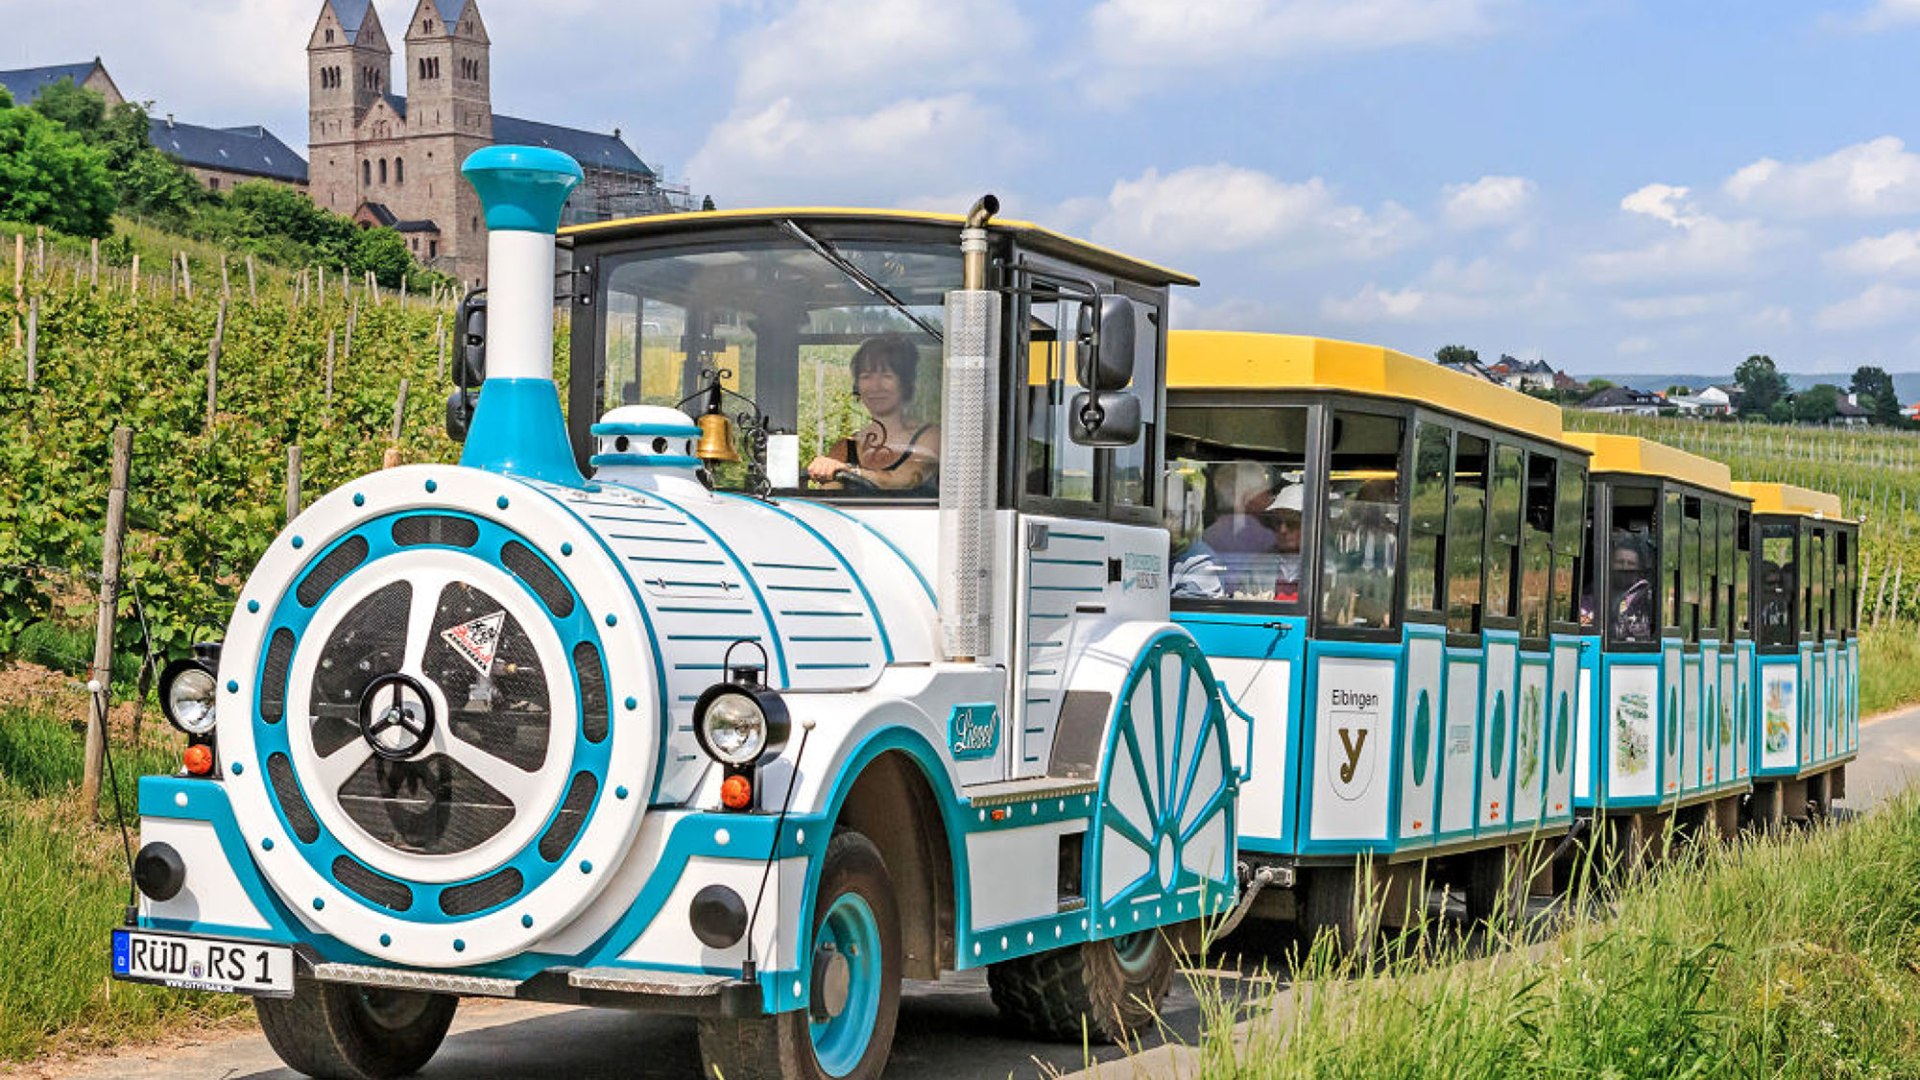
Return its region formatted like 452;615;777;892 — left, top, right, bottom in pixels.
1164;330;1574;447
560;206;1199;287
1730;481;1853;522
1563;432;1740;496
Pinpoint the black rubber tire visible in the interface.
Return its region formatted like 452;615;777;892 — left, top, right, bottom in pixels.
1463;845;1525;932
1299;865;1379;960
696;830;902;1080
255;979;456;1080
986;927;1177;1044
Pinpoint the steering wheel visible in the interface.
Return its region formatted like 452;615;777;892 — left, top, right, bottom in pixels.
833;468;880;493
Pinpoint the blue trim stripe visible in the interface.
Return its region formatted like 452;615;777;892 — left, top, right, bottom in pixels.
592;454;703;469
591;421;699;437
718;493;894;664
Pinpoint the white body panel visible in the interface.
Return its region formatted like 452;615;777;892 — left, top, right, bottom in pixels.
1308;656;1395;842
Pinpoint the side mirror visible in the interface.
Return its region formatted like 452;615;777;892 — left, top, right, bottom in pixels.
446;389;474;442
456;290;488;388
1068;390;1142;447
1075;294;1137;392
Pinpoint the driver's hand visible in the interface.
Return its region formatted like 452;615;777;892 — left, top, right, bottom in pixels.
806;455;847;483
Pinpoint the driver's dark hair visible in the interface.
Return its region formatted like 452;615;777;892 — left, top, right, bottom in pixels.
850;334;919;402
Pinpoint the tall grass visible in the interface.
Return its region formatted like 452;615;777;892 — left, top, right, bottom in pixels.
1860;622;1920;717
0;707;245;1063
1197;799;1920;1077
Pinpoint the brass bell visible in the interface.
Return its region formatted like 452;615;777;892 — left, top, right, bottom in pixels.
694;381;739;463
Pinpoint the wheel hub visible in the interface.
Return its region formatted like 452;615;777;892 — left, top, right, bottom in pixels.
811;941;852;1021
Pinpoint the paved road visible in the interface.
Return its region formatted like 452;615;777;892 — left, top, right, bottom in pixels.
23;705;1920;1080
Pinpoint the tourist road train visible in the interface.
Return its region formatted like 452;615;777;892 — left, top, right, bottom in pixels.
110;147;1858;1080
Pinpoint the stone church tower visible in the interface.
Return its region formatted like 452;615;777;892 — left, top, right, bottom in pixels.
306;0;494;286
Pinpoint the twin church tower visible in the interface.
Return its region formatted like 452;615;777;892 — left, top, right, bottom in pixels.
305;0;679;285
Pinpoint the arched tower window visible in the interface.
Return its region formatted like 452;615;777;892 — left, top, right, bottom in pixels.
395;158;404;185
362;160;371;185
379;159;388;184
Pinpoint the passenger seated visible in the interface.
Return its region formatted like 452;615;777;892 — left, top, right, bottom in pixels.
1609;532;1654;640
806;334;939;493
1201;462;1277;597
1267;483;1304;603
1166;469;1225;599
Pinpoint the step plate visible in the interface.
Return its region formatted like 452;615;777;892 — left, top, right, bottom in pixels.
310;962;522;998
568;967;732;996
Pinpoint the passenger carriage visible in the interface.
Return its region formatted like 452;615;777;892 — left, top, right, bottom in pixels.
111;149;1242;1080
1163;331;1590;943
1730;481;1859;825
1568;434;1753;852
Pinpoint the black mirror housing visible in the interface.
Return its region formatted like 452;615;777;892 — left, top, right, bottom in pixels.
456;291;488;388
445;389;474;442
1075;294;1137;392
1068;390;1142;447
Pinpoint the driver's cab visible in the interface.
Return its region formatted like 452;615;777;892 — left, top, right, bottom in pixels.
550;207;1196;780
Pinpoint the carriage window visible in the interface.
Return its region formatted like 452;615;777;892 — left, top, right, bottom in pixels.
1717;503;1736;639
1735;510;1752;636
1025;287;1096;503
1797;528;1812;637
1520;453;1556;640
1681;496;1702;643
1407;422;1450;616
1607;486;1658;646
1662;491;1683;634
1811;528;1830;640
1758;522;1795;647
1446;434;1488;635
1837;528;1854;635
1556;462;1586;627
598;240;956;498
1487;444;1524;622
1165;406;1311;605
1320;411;1403;632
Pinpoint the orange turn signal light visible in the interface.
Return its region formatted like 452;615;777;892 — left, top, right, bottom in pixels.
720;773;753;811
183;744;214;776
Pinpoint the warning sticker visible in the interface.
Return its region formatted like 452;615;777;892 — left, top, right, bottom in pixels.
441;611;506;675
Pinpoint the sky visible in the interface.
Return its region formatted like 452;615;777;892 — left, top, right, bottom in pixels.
6;0;1920;378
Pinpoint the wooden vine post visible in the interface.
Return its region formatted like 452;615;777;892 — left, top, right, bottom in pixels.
81;426;134;819
11;232;21;349
25;296;36;389
205;297;227;429
286;444;303;522
90;237;99;288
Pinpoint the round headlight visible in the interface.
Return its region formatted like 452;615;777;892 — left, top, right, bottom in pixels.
161;660;219;736
700;691;767;766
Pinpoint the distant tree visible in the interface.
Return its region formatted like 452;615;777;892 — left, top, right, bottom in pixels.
1766;400;1793;424
1850;365;1903;426
1792;384;1840;425
1735;354;1791;417
1435;344;1480;368
701;194;716;211
29;77;105;134
0;96;114;236
1586;377;1615;392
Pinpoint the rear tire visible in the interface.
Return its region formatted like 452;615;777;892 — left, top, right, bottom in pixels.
255;979;456;1080
988;928;1177;1044
697;830;901;1080
1299;865;1379;960
1463;844;1526;933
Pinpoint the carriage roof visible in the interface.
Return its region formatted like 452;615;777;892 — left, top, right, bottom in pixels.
1564;432;1741;498
1730;481;1853;523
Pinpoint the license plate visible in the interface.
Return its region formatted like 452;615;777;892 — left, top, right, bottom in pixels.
111;929;294;997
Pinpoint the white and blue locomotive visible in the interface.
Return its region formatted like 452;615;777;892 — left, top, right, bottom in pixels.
113;148;1239;1080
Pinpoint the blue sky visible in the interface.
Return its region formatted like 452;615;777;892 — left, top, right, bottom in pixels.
7;0;1920;377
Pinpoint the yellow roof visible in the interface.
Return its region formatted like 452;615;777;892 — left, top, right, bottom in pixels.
1564;433;1739;496
1165;331;1571;445
560;206;1198;288
1731;481;1852;522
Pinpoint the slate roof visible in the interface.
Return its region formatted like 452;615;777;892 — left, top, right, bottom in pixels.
376;94;654;177
148;118;310;184
1581;386;1665;409
329;0;374;43
431;0;469;29
0;61;104;105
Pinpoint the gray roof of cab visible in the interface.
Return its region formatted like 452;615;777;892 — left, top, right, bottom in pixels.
148;117;310;184
0;61;102;105
331;0;374;42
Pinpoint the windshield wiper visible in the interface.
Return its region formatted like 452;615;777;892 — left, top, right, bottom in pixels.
778;219;944;343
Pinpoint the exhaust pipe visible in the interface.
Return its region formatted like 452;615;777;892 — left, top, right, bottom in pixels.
457;146;584;487
938;194;1000;662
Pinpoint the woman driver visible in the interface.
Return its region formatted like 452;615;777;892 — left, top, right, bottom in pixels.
806;334;940;493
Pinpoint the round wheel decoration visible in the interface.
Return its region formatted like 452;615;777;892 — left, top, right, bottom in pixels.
216;467;658;968
1090;634;1235;925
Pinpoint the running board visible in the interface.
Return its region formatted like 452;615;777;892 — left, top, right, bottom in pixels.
964;777;1099;807
310;962;522;998
568;967;732;996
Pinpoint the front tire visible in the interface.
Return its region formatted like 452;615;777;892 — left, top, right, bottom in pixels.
697;830;902;1080
255;979;456;1080
987;928;1176;1044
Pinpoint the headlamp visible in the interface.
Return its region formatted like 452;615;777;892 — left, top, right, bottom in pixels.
160;657;219;736
692;658;792;811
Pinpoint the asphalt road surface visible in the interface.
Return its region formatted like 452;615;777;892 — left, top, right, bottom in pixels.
24;703;1920;1080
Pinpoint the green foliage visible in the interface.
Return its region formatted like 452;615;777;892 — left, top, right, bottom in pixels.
1735;354;1790;417
28;78;105;134
0;98;115;237
1585;377;1615;392
1791;383;1840;424
1851;365;1904;426
1435;344;1479;367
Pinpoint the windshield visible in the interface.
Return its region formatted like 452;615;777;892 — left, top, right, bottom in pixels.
597;237;962;497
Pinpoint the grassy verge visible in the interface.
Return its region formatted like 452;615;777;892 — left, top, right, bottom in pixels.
0;706;247;1064
1860;621;1920;717
1197;800;1920;1077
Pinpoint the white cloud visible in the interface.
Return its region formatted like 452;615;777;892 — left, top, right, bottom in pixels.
687;94;1012;207
1826;227;1920;275
1724;136;1920;217
1084;0;1504;101
1319;256;1560;325
1751;305;1795;330
1077;163;1417;263
1847;0;1920;30
1442;175;1536;230
1613;290;1745;321
1581;183;1777;283
1616;336;1654;356
730;0;1029;107
1814;283;1920;331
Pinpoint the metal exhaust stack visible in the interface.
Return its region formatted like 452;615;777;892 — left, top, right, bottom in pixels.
938;195;1000;662
457;146;585;487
